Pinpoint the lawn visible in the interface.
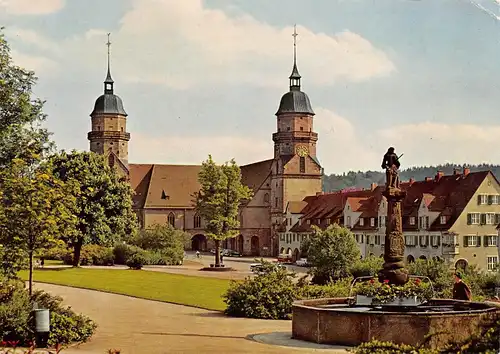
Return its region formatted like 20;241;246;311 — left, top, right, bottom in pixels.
19;268;231;311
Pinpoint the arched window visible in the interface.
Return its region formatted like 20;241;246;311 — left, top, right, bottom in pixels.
168;212;175;227
108;154;115;167
194;213;201;228
264;193;270;204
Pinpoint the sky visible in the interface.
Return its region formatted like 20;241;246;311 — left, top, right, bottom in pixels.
2;0;500;174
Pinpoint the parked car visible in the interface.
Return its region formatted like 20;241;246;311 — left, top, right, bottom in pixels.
225;250;241;257
295;258;309;267
277;254;293;263
250;262;286;274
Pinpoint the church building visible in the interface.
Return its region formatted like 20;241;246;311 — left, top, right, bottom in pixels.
87;31;322;256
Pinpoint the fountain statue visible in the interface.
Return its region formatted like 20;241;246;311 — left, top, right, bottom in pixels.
379;147;408;285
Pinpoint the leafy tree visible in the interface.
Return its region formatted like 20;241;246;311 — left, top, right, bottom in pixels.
195;155;252;267
305;224;361;283
131;223;188;252
0;159;77;295
50;151;137;266
0;29;53;169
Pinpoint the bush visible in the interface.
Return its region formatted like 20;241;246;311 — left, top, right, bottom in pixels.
407;259;453;298
350;256;384;279
224;261;297;319
126;252;146;270
63;244;114;266
37;241;69;261
297;277;352;299
0;278;31;342
112;244;143;265
31;290;97;346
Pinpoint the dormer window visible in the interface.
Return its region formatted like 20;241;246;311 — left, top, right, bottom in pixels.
307;219;311;225
440;215;446;225
326;218;331;224
359;218;364;226
370;218;375;227
409;217;416;225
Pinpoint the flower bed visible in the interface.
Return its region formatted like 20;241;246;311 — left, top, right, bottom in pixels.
352;277;433;305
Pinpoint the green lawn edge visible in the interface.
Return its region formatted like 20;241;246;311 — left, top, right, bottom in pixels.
19;268;231;312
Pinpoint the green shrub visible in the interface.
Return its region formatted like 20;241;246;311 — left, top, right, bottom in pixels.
37;241;69;261
223;261;297;319
112;244;142;265
407;259;453;298
352;339;437;354
31;290;96;346
350;256;384;279
0;278;31;342
126;252;146;270
298;277;352;299
63;244;114;266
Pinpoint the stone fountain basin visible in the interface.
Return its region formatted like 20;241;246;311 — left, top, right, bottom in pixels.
292;297;500;349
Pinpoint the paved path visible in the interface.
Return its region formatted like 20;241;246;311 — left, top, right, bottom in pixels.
36;284;348;354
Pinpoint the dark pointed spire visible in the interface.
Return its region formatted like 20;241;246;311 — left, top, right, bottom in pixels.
289;24;301;91
104;33;114;94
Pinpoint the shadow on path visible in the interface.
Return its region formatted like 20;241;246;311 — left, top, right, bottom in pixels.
140;332;245;340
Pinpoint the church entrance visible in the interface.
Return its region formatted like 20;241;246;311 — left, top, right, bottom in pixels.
250;236;259;256
191;234;207;251
293;248;300;262
229;237;236;251
237;235;244;255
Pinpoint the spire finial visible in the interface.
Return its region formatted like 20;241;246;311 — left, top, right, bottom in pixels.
292;24;298;66
104;33;114;94
289;24;301;90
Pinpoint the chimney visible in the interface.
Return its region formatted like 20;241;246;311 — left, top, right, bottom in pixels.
409;178;415;185
435;171;444;182
425;177;432;182
463;167;470;176
370;183;377;191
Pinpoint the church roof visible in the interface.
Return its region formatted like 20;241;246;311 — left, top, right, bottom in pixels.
128;158;274;209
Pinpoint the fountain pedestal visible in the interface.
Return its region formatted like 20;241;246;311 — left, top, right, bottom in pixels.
378;186;408;285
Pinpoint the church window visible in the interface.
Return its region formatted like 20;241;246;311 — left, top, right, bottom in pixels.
168;213;175;227
264;193;270;204
275;198;278;208
300;127;304;131
300;157;305;173
121;127;124;132
194;213;201;228
110;142;114;145
287;127;290;131
108;154;115;167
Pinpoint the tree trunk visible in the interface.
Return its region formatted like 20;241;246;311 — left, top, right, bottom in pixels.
214;239;221;267
73;238;83;267
28;250;33;297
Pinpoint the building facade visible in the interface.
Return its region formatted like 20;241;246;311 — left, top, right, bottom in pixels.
87;34;322;256
280;169;500;272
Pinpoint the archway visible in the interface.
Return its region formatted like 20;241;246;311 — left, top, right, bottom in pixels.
191;234;207;251
455;259;468;270
230;237;236;251
251;236;260;256
432;256;443;262
419;255;427;261
293;248;300;262
286;248;292;256
407;255;415;264
237;234;244;255
280;247;285;254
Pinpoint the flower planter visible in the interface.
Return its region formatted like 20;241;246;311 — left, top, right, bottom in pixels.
356;295;372;306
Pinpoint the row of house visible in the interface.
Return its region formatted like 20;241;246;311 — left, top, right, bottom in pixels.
278;168;500;272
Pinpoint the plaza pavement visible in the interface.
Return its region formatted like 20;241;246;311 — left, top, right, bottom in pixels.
36;283;348;354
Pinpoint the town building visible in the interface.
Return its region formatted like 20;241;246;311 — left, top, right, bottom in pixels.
280;169;500;271
87;33;322;256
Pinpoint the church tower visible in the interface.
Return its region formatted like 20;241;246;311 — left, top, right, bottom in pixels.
88;33;130;173
270;25;322;233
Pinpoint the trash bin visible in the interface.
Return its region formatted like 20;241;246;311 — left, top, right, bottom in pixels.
34;309;50;347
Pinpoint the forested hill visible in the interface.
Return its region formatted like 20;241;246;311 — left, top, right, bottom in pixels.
322;164;500;192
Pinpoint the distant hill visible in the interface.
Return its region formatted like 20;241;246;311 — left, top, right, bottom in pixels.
322;163;500;192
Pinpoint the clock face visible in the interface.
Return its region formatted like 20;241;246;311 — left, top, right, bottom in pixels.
296;145;309;157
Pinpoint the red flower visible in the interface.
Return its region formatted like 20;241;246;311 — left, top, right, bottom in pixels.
415;278;421;284
383;279;390;284
8;340;19;348
0;340;6;347
369;279;375;284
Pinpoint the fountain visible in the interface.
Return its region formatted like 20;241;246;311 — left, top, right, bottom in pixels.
292;148;500;349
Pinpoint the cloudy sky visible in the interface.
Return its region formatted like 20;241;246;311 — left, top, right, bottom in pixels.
2;0;500;174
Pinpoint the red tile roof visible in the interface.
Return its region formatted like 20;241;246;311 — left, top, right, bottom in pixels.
288;170;492;233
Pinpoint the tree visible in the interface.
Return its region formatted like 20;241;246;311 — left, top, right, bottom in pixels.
195;155;252;267
50;151;137;266
0;159;77;295
305;224;361;284
0;29;53;170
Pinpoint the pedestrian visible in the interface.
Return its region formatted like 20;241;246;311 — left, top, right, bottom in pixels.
40;257;45;268
452;271;471;301
196;250;200;259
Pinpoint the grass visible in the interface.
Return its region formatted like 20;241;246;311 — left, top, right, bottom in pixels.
19;267;231;311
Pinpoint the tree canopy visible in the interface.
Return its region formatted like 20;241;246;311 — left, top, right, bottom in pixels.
305;224;361;283
50;150;137;266
195;155;252;266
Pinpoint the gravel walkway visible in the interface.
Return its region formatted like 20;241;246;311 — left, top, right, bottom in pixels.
35;283;348;354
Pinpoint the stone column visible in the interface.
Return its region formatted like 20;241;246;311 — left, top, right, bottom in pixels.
378;186;409;285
